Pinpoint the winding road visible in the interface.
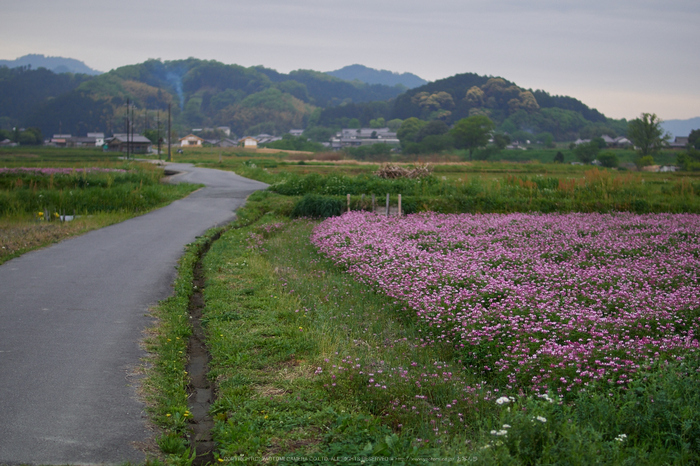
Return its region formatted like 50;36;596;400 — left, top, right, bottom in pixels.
0;164;267;464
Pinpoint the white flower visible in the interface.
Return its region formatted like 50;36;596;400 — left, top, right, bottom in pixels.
496;396;511;405
615;434;627;442
502;424;511;429
491;429;508;436
536;416;547;423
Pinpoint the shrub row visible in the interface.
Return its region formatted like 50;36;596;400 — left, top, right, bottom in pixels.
290;192;700;218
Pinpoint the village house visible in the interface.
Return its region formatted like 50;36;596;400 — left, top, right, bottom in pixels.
179;134;204;147
330;127;399;150
105;134;152;153
574;135;631;148
240;137;258;149
669;136;689;149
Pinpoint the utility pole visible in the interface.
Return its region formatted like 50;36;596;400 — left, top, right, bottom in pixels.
167;103;172;162
156;111;161;160
125;99;130;160
130;103;135;158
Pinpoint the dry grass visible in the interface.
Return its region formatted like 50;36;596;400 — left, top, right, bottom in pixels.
0;214;131;264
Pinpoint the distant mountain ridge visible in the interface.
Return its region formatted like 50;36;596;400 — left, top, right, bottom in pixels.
0;54;102;75
0;55;671;145
327;64;427;89
661;117;700;138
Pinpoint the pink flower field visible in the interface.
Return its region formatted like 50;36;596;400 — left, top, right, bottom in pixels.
312;211;700;396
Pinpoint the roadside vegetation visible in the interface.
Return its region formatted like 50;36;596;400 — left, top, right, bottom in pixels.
0;147;200;264
146;187;700;464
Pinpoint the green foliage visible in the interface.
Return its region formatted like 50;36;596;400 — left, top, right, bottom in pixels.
269;172;439;197
397;117;427;147
290;194;344;218
553;151;565;163
302;125;338;143
677;149;700;171
450;115;495;160
0;165;199;216
18;127;42;145
628;113;671;156
0;66;91;125
369;117;386;128
597;151;619;168
476;354;700;464
637;155;655;167
688;129;700;150
574;141;600;164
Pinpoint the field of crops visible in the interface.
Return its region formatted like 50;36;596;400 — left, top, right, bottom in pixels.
312;211;700;399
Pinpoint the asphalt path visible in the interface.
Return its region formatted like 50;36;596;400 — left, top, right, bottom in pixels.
0;163;267;464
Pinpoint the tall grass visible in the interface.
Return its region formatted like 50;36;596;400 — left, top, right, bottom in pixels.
277;168;700;215
0;163;198;216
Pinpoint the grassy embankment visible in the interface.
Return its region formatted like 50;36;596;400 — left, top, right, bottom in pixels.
0;147;200;264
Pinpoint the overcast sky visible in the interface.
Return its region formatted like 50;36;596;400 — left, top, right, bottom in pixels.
1;0;698;120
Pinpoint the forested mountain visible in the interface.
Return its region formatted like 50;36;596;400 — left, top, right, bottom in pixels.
0;54;102;75
315;73;627;142
326;64;427;89
0;58;407;138
0;66;93;131
0;57;627;143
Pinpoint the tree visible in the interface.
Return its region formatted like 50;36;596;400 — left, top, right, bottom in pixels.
627;113;670;157
493;133;511;150
688;129;700;150
574;141;600;164
397;117;426;147
597;152;619;168
450;115;495;160
553;151;565;163
18;127;42;145
414;120;449;143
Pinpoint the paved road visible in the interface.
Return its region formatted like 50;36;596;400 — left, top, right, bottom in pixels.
0;164;267;464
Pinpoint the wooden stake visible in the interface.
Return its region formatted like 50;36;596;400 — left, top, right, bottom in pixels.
386;194;390;217
347;194;351;213
398;194;402;217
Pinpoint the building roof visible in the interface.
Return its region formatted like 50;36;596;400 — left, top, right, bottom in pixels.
179;134;204;141
109;134;152;144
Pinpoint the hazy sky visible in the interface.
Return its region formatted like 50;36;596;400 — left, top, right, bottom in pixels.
1;0;698;120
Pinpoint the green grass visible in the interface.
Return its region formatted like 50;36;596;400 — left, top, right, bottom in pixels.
142;228;221;465
0;146;125;164
158;192;699;464
199;205;446;463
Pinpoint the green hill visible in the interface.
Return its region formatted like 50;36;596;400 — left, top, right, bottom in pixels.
1;58;628;143
2;58;407;138
314;73;627;142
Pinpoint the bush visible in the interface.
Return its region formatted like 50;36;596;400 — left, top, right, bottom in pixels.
291;194;344;218
637;155;655;167
597;152;619;168
574;142;600;164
